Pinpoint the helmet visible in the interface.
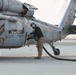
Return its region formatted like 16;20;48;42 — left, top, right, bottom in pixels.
30;23;37;28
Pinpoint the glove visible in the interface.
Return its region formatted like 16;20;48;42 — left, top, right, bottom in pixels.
27;38;30;41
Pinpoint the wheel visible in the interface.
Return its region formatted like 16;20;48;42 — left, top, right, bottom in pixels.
54;48;60;55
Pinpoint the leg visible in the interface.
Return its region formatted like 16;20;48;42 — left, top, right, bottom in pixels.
36;42;40;57
38;37;44;58
35;37;44;59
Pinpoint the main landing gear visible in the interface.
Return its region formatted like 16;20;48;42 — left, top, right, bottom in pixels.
43;46;76;61
51;46;60;55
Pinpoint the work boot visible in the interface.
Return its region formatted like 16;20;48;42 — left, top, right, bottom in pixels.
34;57;41;59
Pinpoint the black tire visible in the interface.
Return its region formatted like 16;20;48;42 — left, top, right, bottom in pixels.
54;48;60;55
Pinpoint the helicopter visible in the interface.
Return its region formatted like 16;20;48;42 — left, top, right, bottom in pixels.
0;0;76;56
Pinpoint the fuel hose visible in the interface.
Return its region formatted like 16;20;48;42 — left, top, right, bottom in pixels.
43;46;76;62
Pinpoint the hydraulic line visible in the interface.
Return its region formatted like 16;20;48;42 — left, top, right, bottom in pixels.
43;46;76;62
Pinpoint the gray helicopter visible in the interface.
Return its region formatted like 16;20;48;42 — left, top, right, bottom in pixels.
0;0;76;55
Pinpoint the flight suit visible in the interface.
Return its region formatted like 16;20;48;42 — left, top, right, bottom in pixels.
30;26;44;59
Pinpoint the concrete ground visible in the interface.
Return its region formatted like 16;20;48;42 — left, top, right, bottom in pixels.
0;40;76;75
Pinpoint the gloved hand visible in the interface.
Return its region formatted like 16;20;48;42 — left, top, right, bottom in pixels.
27;38;30;40
27;34;34;41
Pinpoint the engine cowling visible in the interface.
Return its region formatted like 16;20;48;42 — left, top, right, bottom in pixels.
0;0;37;16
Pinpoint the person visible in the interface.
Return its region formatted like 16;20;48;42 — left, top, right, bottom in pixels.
27;23;44;59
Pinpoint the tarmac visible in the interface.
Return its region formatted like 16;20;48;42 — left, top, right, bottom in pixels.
0;39;76;75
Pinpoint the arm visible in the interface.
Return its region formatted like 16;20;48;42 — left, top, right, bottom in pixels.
27;30;35;40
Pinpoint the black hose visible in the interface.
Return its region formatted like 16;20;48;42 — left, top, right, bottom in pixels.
43;46;76;61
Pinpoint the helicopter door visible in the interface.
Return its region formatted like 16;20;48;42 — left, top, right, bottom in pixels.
4;18;25;47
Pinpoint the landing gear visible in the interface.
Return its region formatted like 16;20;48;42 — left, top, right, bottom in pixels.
51;46;60;55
